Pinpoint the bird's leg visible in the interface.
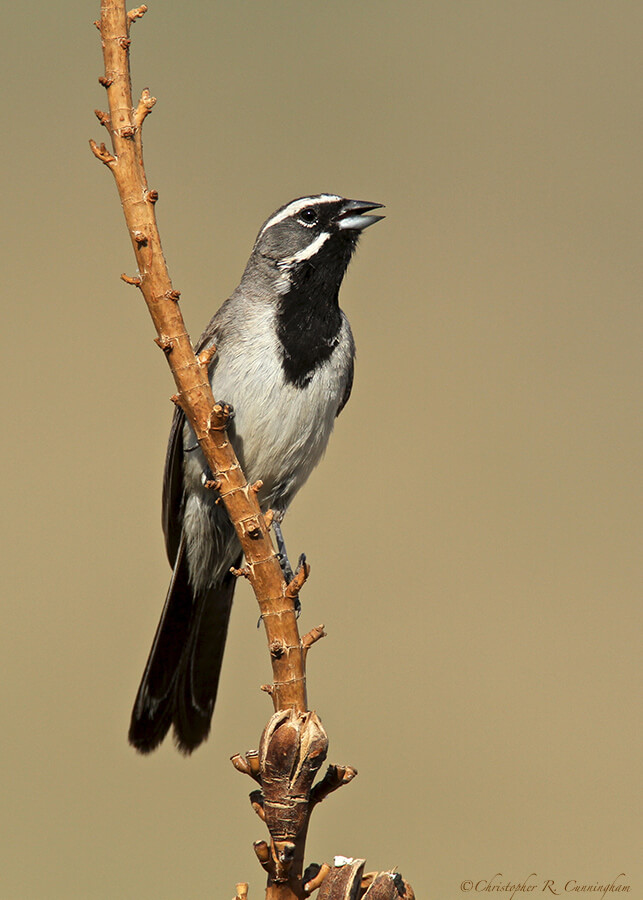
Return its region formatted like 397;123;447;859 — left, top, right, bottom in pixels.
273;521;294;582
273;521;303;615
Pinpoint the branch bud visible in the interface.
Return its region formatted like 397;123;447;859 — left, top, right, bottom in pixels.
304;862;331;893
94;108;110;128
311;764;357;807
253;840;272;875
317;859;366;900
259;709;328;850
360;872;416;900
127;4;148;23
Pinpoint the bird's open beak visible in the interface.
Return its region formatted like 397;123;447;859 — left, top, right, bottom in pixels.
336;199;385;231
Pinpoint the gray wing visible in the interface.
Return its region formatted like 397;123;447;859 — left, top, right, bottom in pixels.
161;405;187;566
161;315;221;566
336;315;356;418
336;352;354;418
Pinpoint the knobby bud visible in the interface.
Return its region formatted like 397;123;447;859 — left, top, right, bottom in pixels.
361;872;416;900
259;708;328;856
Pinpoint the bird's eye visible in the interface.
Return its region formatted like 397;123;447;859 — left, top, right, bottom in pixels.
298;207;318;226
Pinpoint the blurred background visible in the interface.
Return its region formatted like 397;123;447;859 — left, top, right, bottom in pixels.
1;2;640;897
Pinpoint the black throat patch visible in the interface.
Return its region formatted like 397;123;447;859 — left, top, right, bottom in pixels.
276;234;356;387
276;267;344;388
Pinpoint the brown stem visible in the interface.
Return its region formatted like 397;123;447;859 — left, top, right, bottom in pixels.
310;765;358;808
301;625;326;662
303;863;331;894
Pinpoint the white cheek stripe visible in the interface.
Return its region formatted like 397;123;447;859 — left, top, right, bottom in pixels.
259;194;341;236
279;231;331;268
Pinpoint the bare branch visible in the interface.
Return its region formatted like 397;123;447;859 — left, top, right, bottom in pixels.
304;863;331;894
120;272;141;287
253;840;273;875
89;139;115;167
94;108;110;128
285;558;311;604
134;87;156;128
311;765;358;808
197;343;217;369
301;625;326;659
127;5;148;25
230;750;261;783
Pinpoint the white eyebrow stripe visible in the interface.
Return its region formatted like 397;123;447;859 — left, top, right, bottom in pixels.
259;194;341;236
279;231;332;268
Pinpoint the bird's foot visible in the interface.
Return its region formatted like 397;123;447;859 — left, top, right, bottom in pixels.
292;553;307;617
273;521;304;616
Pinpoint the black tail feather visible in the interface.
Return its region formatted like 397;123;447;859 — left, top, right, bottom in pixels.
128;538;239;755
172;565;238;754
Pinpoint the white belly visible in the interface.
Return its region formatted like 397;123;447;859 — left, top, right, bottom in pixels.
210;320;349;512
183;305;352;518
180;301;353;589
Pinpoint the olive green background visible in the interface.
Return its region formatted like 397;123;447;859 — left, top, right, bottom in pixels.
1;2;641;898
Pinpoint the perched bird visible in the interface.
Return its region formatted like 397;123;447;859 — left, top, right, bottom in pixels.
128;194;384;754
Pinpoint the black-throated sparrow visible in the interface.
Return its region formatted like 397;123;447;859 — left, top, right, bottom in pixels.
129;194;384;754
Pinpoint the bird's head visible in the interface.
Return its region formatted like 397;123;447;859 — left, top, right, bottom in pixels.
244;194;384;295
